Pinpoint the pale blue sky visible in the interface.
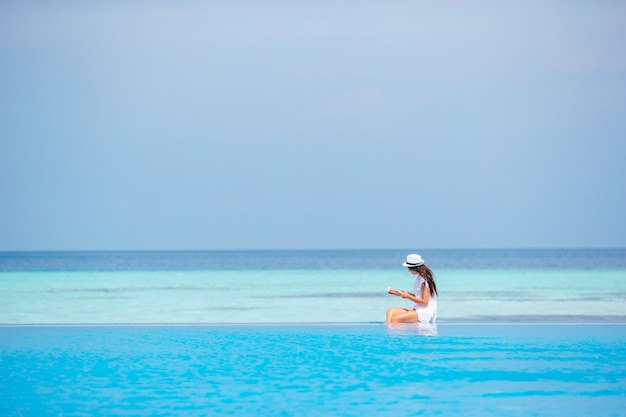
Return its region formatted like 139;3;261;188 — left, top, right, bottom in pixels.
1;1;625;250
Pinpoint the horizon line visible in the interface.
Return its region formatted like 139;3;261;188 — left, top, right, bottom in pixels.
1;247;625;254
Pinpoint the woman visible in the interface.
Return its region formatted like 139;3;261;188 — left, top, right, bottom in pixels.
386;254;438;323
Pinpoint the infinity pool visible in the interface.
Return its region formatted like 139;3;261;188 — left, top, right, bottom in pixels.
1;324;625;416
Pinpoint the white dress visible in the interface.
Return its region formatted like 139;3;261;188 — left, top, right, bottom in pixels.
413;275;437;323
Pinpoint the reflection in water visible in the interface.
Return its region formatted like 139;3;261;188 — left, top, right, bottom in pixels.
386;322;438;336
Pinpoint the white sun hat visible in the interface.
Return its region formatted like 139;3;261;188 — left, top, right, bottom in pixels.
402;254;425;267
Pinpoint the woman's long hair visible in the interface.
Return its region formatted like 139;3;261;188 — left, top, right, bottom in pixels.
409;264;438;296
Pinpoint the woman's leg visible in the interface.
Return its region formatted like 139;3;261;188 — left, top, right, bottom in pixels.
386;308;419;323
386;308;403;323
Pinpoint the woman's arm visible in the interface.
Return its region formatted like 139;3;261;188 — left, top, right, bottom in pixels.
400;283;430;306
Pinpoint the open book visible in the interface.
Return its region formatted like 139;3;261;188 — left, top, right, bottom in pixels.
387;286;401;296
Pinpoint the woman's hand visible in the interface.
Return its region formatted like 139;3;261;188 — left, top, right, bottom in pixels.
387;287;401;296
399;290;409;299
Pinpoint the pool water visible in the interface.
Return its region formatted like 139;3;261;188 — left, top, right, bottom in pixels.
1;324;625;416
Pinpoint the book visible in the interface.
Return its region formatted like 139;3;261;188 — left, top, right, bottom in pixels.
387;286;401;296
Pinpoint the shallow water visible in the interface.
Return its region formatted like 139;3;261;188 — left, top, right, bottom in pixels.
1;324;625;416
1;267;625;324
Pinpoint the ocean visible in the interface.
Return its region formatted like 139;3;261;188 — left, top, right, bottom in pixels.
1;249;625;324
1;249;625;416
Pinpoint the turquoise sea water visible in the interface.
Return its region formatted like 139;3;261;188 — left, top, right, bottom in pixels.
1;250;625;416
1;249;625;323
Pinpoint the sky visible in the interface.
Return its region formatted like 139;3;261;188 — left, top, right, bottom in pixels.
1;1;625;251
